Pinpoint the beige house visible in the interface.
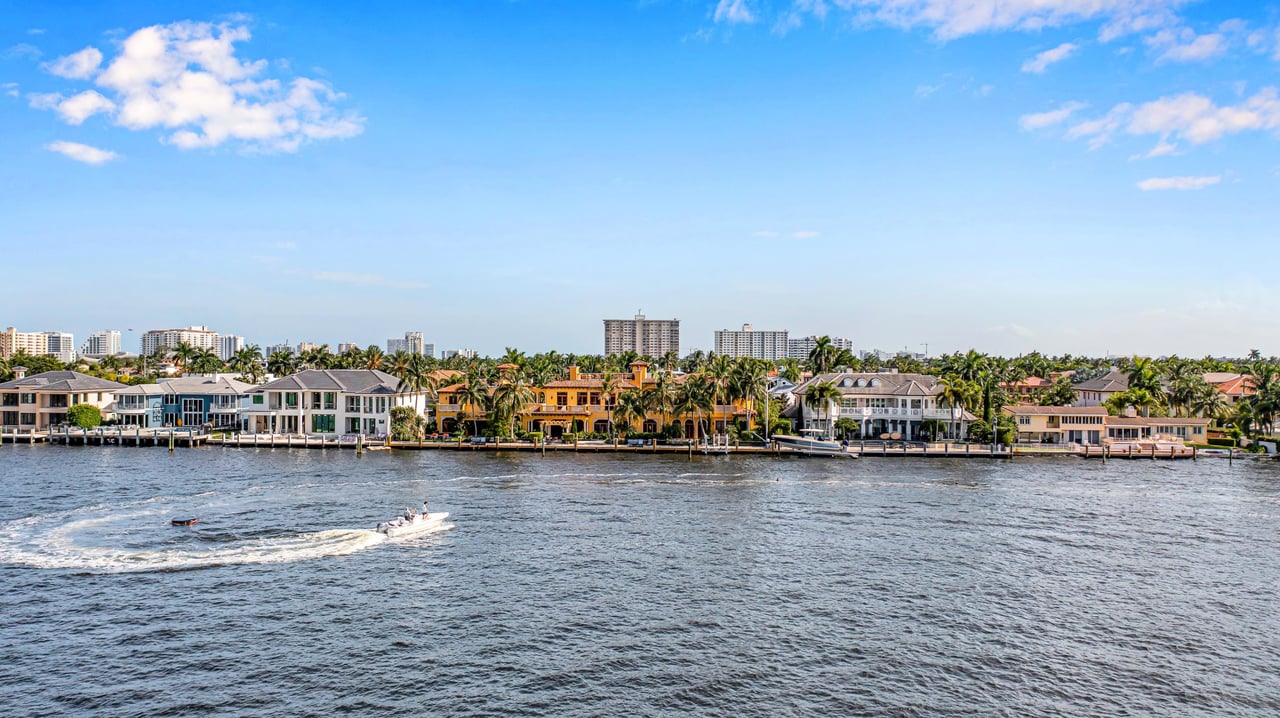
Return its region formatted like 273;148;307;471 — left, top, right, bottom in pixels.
1106;416;1210;442
1073;370;1129;407
1003;405;1108;445
0;369;127;431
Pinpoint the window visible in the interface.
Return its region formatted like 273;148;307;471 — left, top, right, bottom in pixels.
911;400;922;409
49;395;68;408
376;397;387;414
19;393;35;404
164;394;178;405
285;392;298;408
20;413;36;425
1;394;17;407
311;392;322;410
363;397;373;414
346;417;361;433
1018;416;1031;425
253;395;264;405
312;414;336;433
556;392;568;406
347;396;361;412
577;392;588;406
323;392;336;410
840;399;857;409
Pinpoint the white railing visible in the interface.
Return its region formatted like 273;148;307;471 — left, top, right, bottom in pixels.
838;407;959;420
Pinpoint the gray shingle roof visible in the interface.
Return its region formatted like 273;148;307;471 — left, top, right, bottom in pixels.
115;376;253;396
794;372;942;397
1073;370;1129;393
250;369;402;395
0;371;128;392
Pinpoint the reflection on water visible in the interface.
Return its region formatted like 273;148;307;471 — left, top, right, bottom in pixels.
2;447;1279;716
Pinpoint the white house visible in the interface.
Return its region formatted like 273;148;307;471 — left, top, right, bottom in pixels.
241;369;429;437
793;371;973;440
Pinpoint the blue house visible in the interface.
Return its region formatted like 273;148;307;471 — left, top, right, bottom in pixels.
113;375;253;429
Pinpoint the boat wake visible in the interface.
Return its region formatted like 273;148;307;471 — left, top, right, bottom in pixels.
0;501;391;573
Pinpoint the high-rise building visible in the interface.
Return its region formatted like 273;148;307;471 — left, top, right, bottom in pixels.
441;349;476;360
218;335;245;361
0;327;49;359
337;342;359;355
788;335;854;360
80;330;122;357
297;341;320;353
44;332;76;363
141;326;219;357
603;314;680;357
265;343;293;357
422;343;435;359
714;324;790;361
387;331;426;355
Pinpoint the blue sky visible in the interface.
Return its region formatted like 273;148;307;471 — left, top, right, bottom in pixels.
3;0;1279;358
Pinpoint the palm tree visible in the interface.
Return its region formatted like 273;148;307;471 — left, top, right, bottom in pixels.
675;374;715;443
231;345;264;383
457;375;490;437
648;372;678;434
1191;382;1230;423
267;348;299;377
778;358;802;385
599;372;619;436
492;375;537;439
169;341;198;376
807;336;837;375
189;348;224;374
803;380;841;437
937;375;971;440
612;389;646;436
363;345;386;371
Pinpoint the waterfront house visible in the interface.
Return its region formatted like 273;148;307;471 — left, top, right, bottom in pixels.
1073;370;1129;407
1002;405;1108;445
241;369;428;436
1003;375;1053;401
113;375;253;429
1203;372;1254;404
793;371;972;441
0;369;127;432
1105;416;1211;442
434;362;749;439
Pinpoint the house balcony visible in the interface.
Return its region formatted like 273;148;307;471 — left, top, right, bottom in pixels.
838;407;961;421
526;404;592;416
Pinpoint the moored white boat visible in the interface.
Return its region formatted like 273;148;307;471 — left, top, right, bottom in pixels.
772;430;856;457
377;511;449;538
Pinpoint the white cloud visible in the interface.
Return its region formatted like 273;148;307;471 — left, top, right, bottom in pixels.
25;20;364;153
714;0;755;25
792;230;820;239
1022;42;1079;73
1132;139;1178;159
27;28;46;36
55;90;116;124
915;83;941;98
780;0;1188;40
44;47;103;79
1018;101;1087;130
4;43;42;60
1145;27;1225;62
1137;175;1220;190
1063;88;1280;149
2;82;17;99
45;140;120;164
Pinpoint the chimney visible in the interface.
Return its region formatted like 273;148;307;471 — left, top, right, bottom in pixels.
568;365;580;381
13;366;27;380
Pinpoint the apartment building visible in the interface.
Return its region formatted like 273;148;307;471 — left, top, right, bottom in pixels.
387;331;426;355
141;326;219;356
788;335;854;360
218;335;245;361
1;327;49;359
80;330;122;357
44;332;76;363
603;314;680;356
714;324;790;361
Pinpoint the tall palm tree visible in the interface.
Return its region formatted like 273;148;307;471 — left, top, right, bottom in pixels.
937;375;970;440
648;372;678;434
169;341;198;376
803;380;841;437
231;345;264;383
492;376;537;439
599;372;619;436
1191;382;1230;423
675;374;715;443
267;349;299;377
457;375;490;437
807;336;836;375
189;348;224;374
364;345;386;371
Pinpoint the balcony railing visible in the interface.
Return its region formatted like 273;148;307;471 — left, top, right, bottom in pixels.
838;407;960;420
527;404;591;415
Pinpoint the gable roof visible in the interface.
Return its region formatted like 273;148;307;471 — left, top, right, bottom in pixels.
0;371;128;392
794;372;942;397
116;375;255;396
1074;370;1129;393
250;369;403;395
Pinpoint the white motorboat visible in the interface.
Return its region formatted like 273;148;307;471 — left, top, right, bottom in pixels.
377;511;449;538
772;430;856;457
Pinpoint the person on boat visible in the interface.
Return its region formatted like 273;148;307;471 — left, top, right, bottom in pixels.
422;500;429;516
403;506;413;521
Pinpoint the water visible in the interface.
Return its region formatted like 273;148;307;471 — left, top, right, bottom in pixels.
2;446;1279;717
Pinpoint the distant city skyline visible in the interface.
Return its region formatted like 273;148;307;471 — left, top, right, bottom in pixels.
3;2;1279;357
